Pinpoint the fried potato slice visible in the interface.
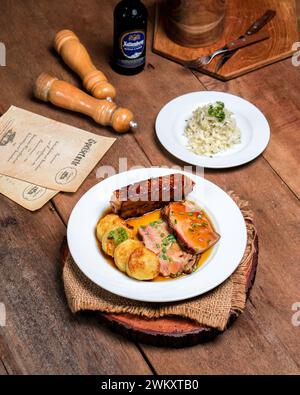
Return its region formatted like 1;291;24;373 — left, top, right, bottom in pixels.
126;247;160;280
96;214;126;242
114;239;143;272
102;225;133;257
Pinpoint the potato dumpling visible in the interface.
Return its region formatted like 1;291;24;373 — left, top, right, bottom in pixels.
96;214;125;242
126;247;160;280
114;239;143;272
101;225;133;257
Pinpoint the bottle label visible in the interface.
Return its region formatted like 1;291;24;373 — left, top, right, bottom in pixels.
121;31;145;60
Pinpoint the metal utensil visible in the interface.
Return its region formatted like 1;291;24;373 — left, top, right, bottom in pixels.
183;31;270;70
215;9;276;72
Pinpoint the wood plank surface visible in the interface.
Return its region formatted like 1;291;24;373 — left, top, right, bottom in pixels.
0;0;152;374
0;362;8;375
0;196;151;374
105;1;299;374
141;159;300;374
0;0;299;375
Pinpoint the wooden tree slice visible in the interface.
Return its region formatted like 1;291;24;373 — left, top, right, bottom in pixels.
153;0;298;81
61;235;258;348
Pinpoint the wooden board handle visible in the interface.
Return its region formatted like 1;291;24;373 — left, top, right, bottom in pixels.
34;73;136;133
54;29;116;100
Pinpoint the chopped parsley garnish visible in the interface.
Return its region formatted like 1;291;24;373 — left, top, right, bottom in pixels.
191;222;208;228
162;234;177;246
191;223;202;228
207;101;225;122
107;227;129;245
149;219;163;227
174;219;177;224
170;272;182;278
188;212;194;216
156;243;161;249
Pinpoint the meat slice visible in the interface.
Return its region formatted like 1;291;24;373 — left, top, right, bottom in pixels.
138;220;197;277
161;201;220;254
110;174;195;219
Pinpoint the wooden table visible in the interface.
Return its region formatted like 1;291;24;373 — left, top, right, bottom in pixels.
0;0;299;375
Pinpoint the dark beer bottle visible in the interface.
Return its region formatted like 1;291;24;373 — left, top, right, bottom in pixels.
112;0;148;75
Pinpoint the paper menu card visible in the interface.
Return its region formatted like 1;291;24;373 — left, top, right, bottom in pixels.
0;106;116;192
0;175;58;211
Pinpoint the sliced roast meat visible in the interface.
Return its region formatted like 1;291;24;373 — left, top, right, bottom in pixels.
138;219;197;277
110;174;195;219
161;201;220;254
138;220;168;254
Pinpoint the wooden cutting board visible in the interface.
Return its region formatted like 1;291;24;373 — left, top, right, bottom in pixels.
153;0;298;80
61;234;258;348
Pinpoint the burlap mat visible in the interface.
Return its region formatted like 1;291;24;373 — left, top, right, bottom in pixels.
63;192;257;331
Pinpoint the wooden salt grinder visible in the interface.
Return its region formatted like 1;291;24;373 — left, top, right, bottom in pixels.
34;73;137;133
54;29;116;100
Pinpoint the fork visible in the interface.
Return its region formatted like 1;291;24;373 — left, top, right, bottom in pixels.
215;10;276;72
182;31;270;70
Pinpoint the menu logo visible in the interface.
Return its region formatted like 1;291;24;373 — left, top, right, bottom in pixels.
22;184;46;201
0;43;5;66
0;303;6;327
291;302;300;327
0;129;16;146
55;167;77;185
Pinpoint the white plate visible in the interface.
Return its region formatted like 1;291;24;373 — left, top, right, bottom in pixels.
67;168;247;303
156;91;270;168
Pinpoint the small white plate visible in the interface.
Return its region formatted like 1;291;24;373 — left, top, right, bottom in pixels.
156;91;270;168
67;168;247;303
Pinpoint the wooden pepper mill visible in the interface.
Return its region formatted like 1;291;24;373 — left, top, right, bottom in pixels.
34;73;137;133
54;29;116;100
